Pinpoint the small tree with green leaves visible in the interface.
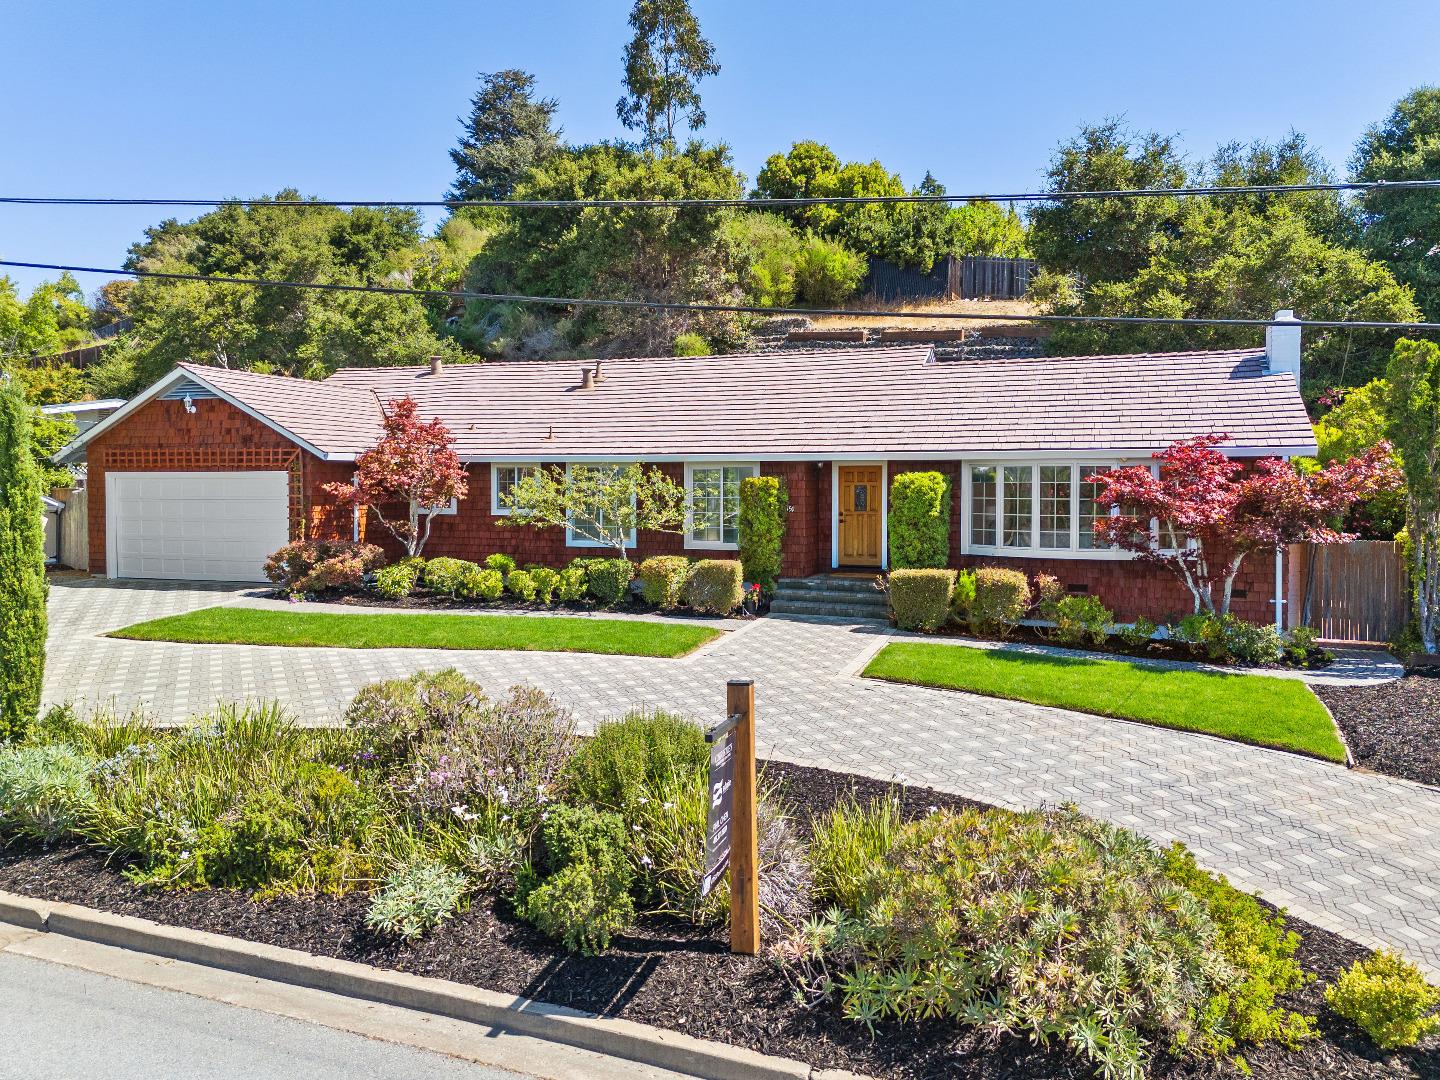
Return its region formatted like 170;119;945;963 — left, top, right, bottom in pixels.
0;377;48;742
499;463;687;561
1385;339;1440;653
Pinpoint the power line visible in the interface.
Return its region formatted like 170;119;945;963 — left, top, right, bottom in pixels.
2;178;1439;211
5;259;1440;332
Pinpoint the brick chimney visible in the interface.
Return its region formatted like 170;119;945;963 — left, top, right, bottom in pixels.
1264;309;1301;383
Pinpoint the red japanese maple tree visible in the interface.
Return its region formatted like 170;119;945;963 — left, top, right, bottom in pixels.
1089;434;1400;616
324;397;468;558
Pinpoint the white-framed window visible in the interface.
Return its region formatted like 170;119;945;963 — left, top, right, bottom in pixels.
964;461;1137;559
491;463;541;516
411;497;458;517
564;462;636;549
685;463;758;549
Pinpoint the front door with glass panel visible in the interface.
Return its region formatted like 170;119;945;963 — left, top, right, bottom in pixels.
838;466;883;566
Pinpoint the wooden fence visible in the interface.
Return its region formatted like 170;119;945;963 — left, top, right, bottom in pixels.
1287;540;1409;644
864;255;1038;303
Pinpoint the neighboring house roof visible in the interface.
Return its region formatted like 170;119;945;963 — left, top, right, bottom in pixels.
56;345;1318;464
39;399;127;415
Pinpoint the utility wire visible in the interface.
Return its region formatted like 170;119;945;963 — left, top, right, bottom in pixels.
5;259;1440;331
2;179;1439;211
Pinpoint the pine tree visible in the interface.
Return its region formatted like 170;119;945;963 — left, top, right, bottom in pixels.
0;377;47;741
448;70;562;203
616;0;719;150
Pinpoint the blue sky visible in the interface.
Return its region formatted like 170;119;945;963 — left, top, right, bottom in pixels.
3;0;1438;297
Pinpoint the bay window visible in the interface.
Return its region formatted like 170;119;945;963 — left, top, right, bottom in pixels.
686;463;757;548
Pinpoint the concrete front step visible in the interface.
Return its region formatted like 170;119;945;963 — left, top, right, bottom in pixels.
771;587;888;608
768;599;891;621
776;575;884;594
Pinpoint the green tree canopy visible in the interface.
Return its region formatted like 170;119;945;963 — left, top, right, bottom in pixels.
1353;87;1440;319
463;141;748;355
752;145;1008;269
616;0;719;150
448;69;562;203
1384;338;1440;651
1031;122;1419;393
0;273;91;360
105;191;453;393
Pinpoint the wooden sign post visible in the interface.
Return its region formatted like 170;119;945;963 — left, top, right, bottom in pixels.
703;679;759;955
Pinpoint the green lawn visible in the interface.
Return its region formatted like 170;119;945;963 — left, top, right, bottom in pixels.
863;642;1345;762
111;606;720;658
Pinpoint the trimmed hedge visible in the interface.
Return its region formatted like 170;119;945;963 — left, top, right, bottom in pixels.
458;566;505;601
889;569;956;632
637;556;691;609
0;381;46;742
738;475;787;593
580;558;634;606
887;471;951;569
683;559;744;614
971;567;1030;637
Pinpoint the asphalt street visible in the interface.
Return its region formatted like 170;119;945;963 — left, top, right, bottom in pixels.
0;951;532;1080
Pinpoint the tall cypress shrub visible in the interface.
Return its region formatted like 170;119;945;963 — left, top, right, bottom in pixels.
0;379;47;741
888;471;951;569
738;475;787;593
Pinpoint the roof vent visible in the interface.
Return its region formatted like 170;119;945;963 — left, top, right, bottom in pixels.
429;355;443;377
579;366;596;390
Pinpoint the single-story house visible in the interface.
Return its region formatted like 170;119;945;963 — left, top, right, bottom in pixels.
54;313;1317;624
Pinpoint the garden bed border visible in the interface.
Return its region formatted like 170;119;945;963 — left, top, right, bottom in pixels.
0;889;866;1080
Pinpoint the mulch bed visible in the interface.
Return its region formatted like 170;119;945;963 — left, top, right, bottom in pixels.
1315;676;1440;788
0;761;1433;1079
916;622;1332;672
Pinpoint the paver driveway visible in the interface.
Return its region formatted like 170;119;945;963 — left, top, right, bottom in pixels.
42;578;1440;978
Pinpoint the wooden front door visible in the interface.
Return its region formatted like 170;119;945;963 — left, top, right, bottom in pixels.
838;466;883;566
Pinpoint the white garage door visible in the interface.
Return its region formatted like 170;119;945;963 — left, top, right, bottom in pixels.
107;471;291;582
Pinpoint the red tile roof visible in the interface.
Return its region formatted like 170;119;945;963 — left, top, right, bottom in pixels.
152;346;1314;460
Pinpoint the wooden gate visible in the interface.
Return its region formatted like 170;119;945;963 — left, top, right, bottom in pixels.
1287;541;1409;644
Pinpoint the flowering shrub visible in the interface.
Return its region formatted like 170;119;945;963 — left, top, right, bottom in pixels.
403;685;576;835
263;540;385;594
343;668;484;768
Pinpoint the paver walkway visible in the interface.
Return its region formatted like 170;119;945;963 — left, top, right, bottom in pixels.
42;579;1440;978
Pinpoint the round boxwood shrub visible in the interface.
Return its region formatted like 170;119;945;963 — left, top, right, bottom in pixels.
529;566;560;604
485;553;517;576
557;565;588;602
970;566;1031;638
888;471;951;569
584;558;634;606
683;559;744;614
458;566;505;602
888;568;956;632
421;557;474;597
637;555;691;609
373;559;423;600
738;475;787;593
506;568;537;602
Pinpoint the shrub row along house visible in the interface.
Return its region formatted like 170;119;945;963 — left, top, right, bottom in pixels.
54;314;1317;625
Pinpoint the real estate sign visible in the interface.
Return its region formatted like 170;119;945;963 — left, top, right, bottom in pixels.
700;724;735;898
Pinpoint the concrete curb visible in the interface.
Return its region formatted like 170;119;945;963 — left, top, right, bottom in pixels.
0;890;862;1080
